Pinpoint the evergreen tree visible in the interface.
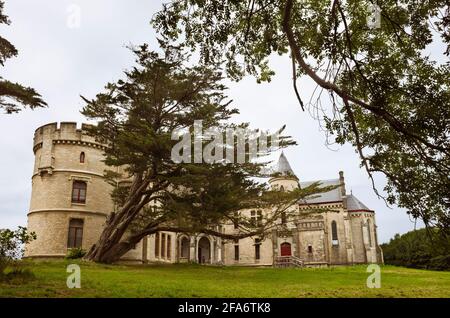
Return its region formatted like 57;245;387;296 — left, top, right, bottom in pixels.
0;0;46;113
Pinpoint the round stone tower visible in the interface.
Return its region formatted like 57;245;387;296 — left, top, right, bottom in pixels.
25;122;114;258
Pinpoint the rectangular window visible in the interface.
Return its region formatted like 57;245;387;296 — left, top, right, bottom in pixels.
155;232;160;258
308;245;313;254
71;181;87;204
67;219;84;248
255;239;261;260
167;235;171;259
161;233;166;258
234;244;239;261
281;212;287;224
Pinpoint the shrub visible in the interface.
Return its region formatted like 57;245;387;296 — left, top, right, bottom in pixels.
0;227;36;278
66;247;86;259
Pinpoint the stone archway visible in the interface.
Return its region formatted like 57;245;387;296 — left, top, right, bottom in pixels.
179;236;190;262
197;236;211;264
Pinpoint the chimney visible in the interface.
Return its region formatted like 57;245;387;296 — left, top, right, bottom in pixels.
339;171;346;196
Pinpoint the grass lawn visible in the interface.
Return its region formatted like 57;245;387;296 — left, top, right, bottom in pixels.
1;260;449;298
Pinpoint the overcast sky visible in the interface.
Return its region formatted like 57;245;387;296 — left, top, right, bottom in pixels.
0;0;429;243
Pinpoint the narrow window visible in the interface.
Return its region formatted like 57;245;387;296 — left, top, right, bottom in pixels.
367;220;372;247
280;185;285;192
257;210;263;227
234;245;239;261
331;220;339;245
161;233;166;258
250;210;256;227
67;219;84;248
255;239;261;260
80;152;85;163
71;181;87;204
281;212;287;224
155;232;160;257
167;235;172;259
307;245;313;254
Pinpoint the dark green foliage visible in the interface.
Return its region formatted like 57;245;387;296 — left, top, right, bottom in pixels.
381;228;450;271
0;0;46;113
66;248;86;259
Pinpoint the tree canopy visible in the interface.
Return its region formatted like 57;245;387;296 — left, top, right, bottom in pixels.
152;0;450;235
0;0;46;113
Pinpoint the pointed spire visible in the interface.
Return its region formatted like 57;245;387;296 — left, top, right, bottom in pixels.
275;151;295;177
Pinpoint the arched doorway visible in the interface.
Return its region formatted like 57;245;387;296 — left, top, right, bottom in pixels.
198;236;211;264
280;242;292;256
179;237;190;262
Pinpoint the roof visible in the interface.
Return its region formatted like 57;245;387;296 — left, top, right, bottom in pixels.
346;194;372;211
274;152;295;177
299;179;342;204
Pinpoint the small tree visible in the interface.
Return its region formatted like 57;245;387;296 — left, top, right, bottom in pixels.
0;226;36;274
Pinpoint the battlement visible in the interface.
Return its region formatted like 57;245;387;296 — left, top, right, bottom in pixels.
33;122;105;153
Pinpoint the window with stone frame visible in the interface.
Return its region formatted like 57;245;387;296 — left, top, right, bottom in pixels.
71;180;87;204
79;152;85;163
255;238;261;260
234;239;239;261
67;218;84;248
331;220;339;246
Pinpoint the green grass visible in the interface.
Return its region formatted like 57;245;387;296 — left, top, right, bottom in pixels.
1;260;449;298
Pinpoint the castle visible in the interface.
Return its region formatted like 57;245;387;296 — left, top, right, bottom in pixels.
25;122;383;266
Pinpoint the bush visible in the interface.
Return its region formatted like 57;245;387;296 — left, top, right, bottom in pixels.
428;255;450;271
66;248;86;259
381;228;450;271
0;227;36;278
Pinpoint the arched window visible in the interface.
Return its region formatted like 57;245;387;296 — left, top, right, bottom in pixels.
67;218;84;248
80;152;85;163
331;220;339;245
71;181;87;204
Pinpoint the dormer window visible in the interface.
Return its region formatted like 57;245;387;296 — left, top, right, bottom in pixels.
80;152;85;163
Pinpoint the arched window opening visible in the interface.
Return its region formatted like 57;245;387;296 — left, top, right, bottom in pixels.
331;220;339;246
80;152;85;163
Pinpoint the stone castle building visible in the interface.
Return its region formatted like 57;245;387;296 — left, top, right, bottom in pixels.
25;122;383;266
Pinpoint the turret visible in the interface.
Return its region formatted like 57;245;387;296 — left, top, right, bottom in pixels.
268;152;299;191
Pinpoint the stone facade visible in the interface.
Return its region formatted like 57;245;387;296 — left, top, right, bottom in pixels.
25;123;383;266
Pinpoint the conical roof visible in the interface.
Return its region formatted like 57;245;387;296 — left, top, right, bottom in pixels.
275;152;295;177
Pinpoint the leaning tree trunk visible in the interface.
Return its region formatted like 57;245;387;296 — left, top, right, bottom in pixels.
84;175;154;263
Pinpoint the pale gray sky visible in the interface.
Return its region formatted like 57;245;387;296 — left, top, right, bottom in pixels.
0;0;425;243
